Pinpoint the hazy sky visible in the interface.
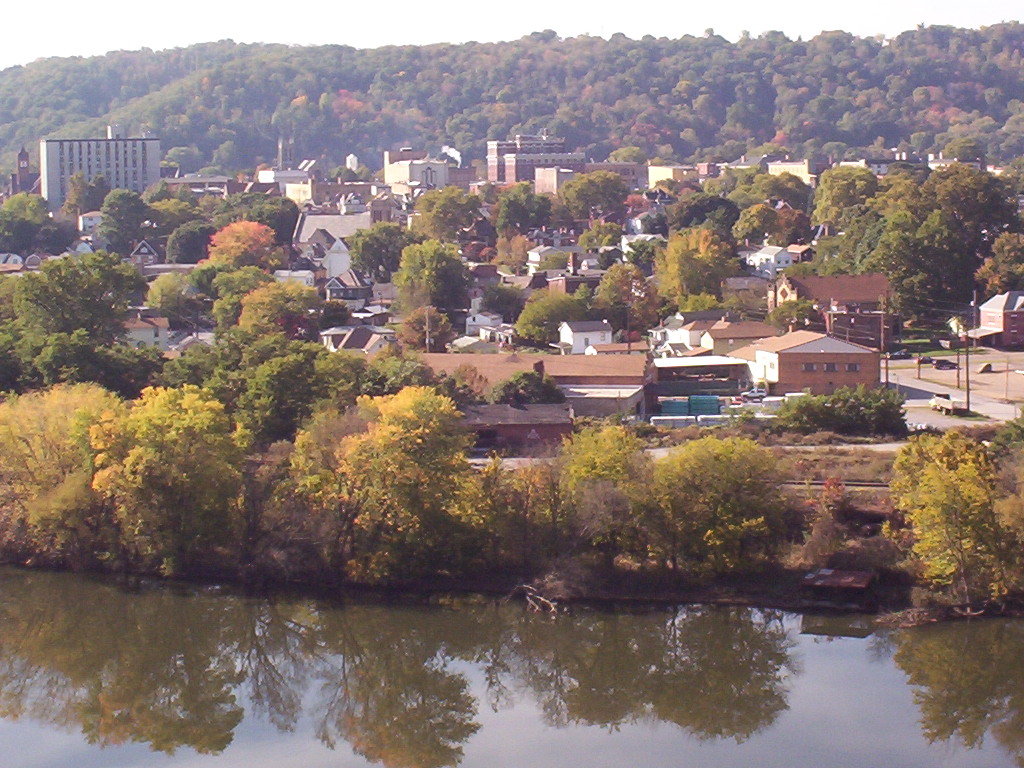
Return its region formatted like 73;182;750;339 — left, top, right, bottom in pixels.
3;0;1021;71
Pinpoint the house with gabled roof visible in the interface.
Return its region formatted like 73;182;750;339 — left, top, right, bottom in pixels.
557;319;613;354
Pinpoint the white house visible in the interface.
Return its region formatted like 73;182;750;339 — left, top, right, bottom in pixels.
273;269;316;287
465;310;503;337
557;319;613;355
123;314;171;350
743;245;793;278
78;211;102;235
527;244;583;274
320;326;395;355
321;236;352;279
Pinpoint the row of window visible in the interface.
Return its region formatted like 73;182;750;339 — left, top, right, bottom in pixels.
802;362;860;372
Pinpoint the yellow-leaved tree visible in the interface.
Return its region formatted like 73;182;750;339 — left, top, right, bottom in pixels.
647;436;782;575
890;432;1020;604
291;386;473;584
91;385;243;576
0;383;121;565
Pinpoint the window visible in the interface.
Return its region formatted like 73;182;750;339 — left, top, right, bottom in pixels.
846;363;860;372
824;363;837;372
802;363;816;372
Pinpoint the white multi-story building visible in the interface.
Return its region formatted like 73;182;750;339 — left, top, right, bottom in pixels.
40;125;160;210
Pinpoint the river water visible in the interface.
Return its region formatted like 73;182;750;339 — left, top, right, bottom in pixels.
0;567;1020;767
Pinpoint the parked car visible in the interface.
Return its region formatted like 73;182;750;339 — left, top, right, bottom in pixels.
887;348;911;359
933;359;959;370
916;356;934;365
740;387;768;401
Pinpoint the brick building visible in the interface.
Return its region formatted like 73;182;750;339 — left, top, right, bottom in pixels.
972;291;1024;348
732;330;880;395
487;135;585;183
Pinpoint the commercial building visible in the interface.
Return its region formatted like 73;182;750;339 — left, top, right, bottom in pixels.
732;330;880;395
40;125;160;210
486;135;585;183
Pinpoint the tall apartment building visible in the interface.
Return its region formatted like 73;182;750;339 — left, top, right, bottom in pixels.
40;125;161;210
486;134;585;183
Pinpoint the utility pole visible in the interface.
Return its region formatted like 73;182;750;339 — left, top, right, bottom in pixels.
965;291;976;413
880;296;889;387
425;304;432;352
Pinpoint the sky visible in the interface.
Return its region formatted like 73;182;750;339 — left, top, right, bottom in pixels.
2;0;1021;71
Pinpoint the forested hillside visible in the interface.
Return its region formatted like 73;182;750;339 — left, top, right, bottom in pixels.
6;24;1024;173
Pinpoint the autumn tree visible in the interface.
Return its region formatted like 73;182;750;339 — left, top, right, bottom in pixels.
492;234;532;273
890;432;1018;603
655;228;738;305
91;385;243;576
397;306;455;351
206;221;284;270
324;387;474;583
578;222;623;252
646;437;783;574
594;262;661;333
0;383;121;565
209;266;275;329
237;281;321;339
732;203;778;244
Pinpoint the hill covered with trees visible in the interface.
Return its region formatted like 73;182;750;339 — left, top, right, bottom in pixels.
5;25;1024;173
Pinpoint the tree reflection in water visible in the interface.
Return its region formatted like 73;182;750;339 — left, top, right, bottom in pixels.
0;570;798;766
891;620;1024;767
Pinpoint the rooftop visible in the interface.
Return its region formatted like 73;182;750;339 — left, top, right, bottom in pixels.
731;330;876;358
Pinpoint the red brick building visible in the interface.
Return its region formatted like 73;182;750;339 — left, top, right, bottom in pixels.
732;331;880;395
973;291;1024;348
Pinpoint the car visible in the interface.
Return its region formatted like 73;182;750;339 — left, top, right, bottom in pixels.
916;356;934;365
887;348;911;359
933;359;959;370
740;387;768;401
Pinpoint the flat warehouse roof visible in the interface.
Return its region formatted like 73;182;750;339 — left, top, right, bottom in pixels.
652;356;750;368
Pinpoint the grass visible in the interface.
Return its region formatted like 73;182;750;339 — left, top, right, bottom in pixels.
774;445;895;484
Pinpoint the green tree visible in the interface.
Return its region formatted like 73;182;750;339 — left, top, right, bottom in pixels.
766;298;818;330
732;203;777;244
561;171;628;220
14;250;144;341
775;385;907;436
148;198;199;237
578;222;623;252
147;272;204;329
210;267;275;330
414;187;480;241
667;193;740;235
166;220;217;264
812;166;879;226
489;371;565;405
98;190;151;255
237;281;322;339
481;284;525;322
976;232;1024;294
514;289;587;344
347;222;417;281
494;183;552;235
91;385;244;576
394;240;469;311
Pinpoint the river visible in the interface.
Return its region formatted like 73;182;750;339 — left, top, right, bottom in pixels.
0;567;1020;767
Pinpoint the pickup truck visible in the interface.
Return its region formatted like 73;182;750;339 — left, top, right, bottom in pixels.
930;393;966;415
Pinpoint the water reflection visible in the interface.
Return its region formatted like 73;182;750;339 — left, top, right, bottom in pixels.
891;620;1024;766
0;570;796;765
